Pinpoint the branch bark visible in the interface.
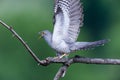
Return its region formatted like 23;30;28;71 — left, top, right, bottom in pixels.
0;20;41;63
54;65;68;80
0;20;120;80
43;56;120;65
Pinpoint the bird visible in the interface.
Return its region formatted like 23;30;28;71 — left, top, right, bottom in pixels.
39;0;109;58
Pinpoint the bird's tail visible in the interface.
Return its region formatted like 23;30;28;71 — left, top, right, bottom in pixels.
70;39;110;51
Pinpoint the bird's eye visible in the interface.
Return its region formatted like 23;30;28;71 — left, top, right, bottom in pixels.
42;32;44;34
42;32;46;35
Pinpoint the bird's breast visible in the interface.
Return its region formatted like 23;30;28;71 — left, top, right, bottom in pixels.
52;40;70;53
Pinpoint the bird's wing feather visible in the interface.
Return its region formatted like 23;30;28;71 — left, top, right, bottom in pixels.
52;0;83;43
70;39;110;51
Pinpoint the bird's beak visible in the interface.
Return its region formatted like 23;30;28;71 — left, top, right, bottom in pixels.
38;32;43;39
39;35;42;39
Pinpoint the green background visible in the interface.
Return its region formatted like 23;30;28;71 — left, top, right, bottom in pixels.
0;0;120;80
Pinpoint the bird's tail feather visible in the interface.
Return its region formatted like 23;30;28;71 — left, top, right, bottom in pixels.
70;39;110;51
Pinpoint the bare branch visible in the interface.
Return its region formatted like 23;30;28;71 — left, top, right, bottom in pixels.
73;56;120;65
0;20;41;64
44;56;120;65
54;65;68;80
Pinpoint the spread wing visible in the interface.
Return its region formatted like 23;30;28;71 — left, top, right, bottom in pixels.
52;0;83;43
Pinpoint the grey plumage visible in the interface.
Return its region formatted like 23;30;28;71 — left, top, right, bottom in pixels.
53;0;83;43
39;0;109;58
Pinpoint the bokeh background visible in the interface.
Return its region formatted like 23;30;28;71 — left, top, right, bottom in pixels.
0;0;120;80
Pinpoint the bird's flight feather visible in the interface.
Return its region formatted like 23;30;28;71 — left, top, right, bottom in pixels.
53;0;83;43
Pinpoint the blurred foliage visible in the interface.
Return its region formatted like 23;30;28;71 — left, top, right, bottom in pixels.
0;0;120;80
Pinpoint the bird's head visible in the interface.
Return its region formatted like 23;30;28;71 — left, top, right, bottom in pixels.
39;30;51;39
38;30;52;45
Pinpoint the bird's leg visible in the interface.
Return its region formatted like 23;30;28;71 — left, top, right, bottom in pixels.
59;54;67;58
53;53;68;59
59;53;69;59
